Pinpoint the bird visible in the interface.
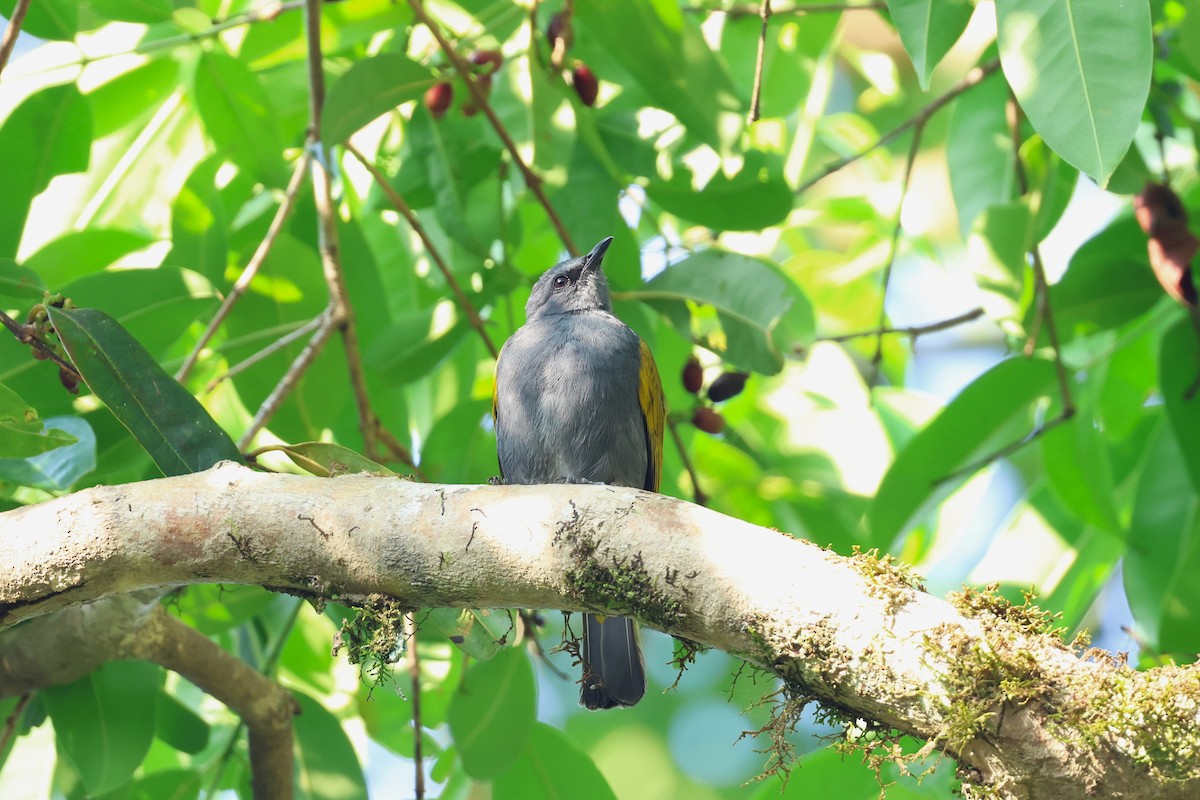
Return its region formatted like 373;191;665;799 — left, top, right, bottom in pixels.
492;236;665;709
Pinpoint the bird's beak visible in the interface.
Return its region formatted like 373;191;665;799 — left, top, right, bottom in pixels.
583;236;613;271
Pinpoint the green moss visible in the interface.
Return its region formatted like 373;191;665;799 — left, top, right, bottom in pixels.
851;546;926;615
333;594;407;684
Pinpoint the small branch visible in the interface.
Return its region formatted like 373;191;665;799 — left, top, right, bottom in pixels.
0;309;82;380
747;0;772;124
870;118;925;382
0;0;30;77
806;307;986;350
345;143;498;359
668;417;708;506
204;315;325;394
0;693;30;756
687;1;886;16
407;0;579;256
935;411;1072;486
403;613;425;799
796;59;1001;195
178;151;312;383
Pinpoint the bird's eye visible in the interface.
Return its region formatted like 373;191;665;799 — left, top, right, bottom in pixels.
552;274;570;289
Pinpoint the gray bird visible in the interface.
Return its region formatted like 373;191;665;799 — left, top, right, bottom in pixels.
492;236;665;709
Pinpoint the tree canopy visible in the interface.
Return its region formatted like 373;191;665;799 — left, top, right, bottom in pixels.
1;0;1198;798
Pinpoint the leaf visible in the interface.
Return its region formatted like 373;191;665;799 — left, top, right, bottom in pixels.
0;415;95;490
447;646;536;780
886;0;975;90
155;692;210;755
44;661;160;796
424;608;509;661
255;442;395;477
0;257;46;300
946;71;1014;238
0;385;78;459
46;307;241;477
0;0;76;40
996;0;1151;185
191;51;285;184
628;249;813;375
493;722;617;800
575;0;743;151
88;0;174;24
0;82;92;256
645;151;793;231
128;769;204;800
365;300;470;386
1160;318;1200;497
293;691;368;800
966;199;1033;329
22;228;157;288
868;356;1059;545
322;53;435;144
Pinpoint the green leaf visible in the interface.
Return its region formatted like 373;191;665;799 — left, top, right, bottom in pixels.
44;661;160;796
22;228;157;288
0;257;46;300
0;0;76;40
996;0;1151;185
155;692;210;755
628;249;813;375
1161;318;1200;497
128;769;203;800
575;0;743;151
0;385;77;459
167;156;230;284
946;71;1014;238
322;53;435;144
191;51;285;184
493;722;617;800
0;83;92;257
255;442;396;477
0;415;95;490
46;307;241;476
424;608;509;661
869;356;1059;545
966;199;1033;329
886;0;975;90
171;584;278;636
365;300;470;386
646;151;793;231
293;691;368;800
447;646;536;780
88;0;174;23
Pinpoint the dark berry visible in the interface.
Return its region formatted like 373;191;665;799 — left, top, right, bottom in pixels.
424;82;453;118
572;64;598;107
682;357;703;394
471;50;503;75
707;371;749;403
692;407;726;434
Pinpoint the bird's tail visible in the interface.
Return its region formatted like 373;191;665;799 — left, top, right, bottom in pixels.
580;613;646;710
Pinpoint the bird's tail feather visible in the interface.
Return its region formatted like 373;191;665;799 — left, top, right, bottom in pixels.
580;613;646;710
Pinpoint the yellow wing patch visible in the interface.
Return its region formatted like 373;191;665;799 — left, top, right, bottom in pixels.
637;337;666;493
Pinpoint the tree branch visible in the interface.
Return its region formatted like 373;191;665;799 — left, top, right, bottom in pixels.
0;0;30;78
0;463;1197;799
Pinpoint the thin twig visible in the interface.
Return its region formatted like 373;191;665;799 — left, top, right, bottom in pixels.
747;0;772;124
806;307;985;349
205;314;325;394
0;0;30;77
407;0;579;256
686;1;886;16
178;152;312;382
403;613;425;799
345;143;498;359
935;412;1071;486
519;609;569;680
1007;93;1073;417
0;692;31;756
796;58;1001;195
668;417;708;506
870;118;926;381
0;309;81;379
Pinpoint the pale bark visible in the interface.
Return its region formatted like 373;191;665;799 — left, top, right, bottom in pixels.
0;462;1197;799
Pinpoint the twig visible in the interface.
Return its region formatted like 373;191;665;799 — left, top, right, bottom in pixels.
805;307;985;350
747;0;772;124
407;0;579;256
0;309;82;379
345;143;498;359
870;118;926;381
1007;94;1073;417
178;151;312;382
686;1;886;16
403;613;425;799
796;58;1001;195
668;417;708;506
935;412;1071;486
204;314;325;394
0;693;31;756
0;0;30;77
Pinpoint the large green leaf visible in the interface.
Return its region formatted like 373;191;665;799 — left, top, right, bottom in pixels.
0;415;94;490
869;356;1059;545
424;608;509;661
365;300;470;386
0;0;76;40
22;228;157;288
0;385;77;459
44;661;160;796
493;722;617;800
191;51;285;184
886;0;975;89
574;0;743;151
46;307;241;476
154;692;210;755
322;53;435;144
0;83;92;257
627;249;813;375
89;0;174;23
293;691;368;800
995;0;1151;185
1160;318;1200;497
255;441;395;477
446;646;536;780
966;199;1033;329
946;71;1014;238
0;257;46;300
646;151;793;231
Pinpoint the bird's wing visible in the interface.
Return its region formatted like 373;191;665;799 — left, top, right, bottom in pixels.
637;338;665;493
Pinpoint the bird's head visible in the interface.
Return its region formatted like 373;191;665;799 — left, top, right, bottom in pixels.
525;237;614;319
